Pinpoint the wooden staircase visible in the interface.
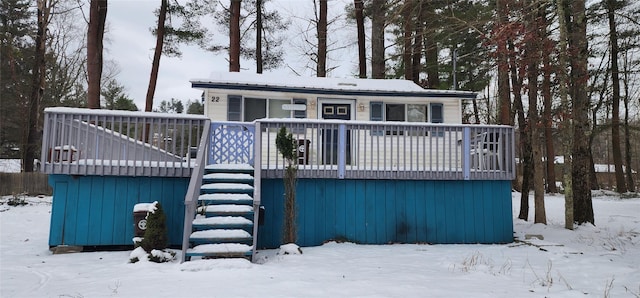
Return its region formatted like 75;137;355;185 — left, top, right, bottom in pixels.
184;164;257;261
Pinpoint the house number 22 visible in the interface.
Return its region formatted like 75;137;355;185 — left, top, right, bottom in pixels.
211;96;220;103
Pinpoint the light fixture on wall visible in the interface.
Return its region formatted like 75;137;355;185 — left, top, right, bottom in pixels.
358;103;365;112
309;100;316;109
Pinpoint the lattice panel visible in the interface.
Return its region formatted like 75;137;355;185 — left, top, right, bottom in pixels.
210;123;255;165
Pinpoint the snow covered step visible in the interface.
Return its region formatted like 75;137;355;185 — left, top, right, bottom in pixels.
190;229;253;244
201;183;254;195
192;216;253;230
197;204;254;217
202;173;254;185
205;164;254;174
186;243;253;258
198;193;253;205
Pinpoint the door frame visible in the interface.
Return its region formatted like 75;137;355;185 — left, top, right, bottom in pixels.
317;98;356;120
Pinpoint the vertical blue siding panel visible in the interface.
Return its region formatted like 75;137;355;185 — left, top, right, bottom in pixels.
472;181;486;242
344;180;357;242
364;180;377;243
404;180;417;243
462;181;476;243
63;179;79;245
353;180;366;243
110;177;126;245
375;181;387;243
48;177;67;246
433;182;447;243
334;180;346;240
313;180;325;246
100;177;117;245
324;180;336;241
87;177;104;245
413;180;427;243
424;181;437;243
447;181;466;243
75;177;92;245
482;181;496;242
395;181;413;243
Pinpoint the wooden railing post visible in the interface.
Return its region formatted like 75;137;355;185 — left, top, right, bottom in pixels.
337;123;346;179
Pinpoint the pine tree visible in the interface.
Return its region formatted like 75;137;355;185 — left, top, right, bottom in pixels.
141;202;169;252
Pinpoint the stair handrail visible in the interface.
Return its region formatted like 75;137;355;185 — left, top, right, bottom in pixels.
251;121;262;261
180;119;211;263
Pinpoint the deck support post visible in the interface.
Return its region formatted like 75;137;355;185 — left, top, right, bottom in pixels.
462;127;471;180
337;124;346;179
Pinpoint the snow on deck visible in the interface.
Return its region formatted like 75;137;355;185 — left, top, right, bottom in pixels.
203;173;254;180
188;243;252;254
200;205;254;213
198;193;253;202
190;229;251;239
205;163;254;171
192;216;252;225
201;183;254;190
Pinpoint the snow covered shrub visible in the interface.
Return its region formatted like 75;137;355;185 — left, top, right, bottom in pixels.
140;202;168;253
148;249;176;263
130;203;176;263
7;193;28;206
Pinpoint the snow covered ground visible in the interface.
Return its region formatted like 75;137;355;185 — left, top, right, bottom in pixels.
1;192;639;297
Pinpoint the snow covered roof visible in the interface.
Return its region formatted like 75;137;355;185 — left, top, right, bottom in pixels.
191;72;477;99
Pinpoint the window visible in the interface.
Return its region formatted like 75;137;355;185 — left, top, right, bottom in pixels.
370;102;383;121
227;96;307;122
269;99;290;119
293;98;307;118
386;104;405;121
407;104;427;122
227;95;242;121
367;102;445;136
244;98;267;121
430;103;443;123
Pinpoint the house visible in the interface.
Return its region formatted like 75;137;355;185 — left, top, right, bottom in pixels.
192;72;477;124
41;74;515;262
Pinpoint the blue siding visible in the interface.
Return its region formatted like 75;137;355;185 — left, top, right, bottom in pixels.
257;179;513;249
48;175;188;247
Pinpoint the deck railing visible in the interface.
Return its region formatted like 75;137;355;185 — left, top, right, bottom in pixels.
40;107;210;177
251;119;515;180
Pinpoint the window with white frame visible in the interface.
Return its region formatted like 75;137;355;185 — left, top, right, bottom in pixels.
227;96;307;122
369;101;444;135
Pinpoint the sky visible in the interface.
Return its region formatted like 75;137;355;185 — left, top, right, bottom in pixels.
106;0;358;110
1;192;639;297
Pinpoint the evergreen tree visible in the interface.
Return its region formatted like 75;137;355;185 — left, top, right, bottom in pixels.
140;202;169;252
0;0;33;158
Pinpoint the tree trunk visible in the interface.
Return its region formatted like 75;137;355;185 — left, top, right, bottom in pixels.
256;0;263;73
317;0;327;77
606;0;626;193
528;1;545;224
496;0;511;126
402;0;413;81
424;2;438;88
24;0;49;172
568;0;594;225
411;1;424;84
541;14;557;193
229;0;241;72
371;0;385;79
354;0;366;78
87;0;107;109
507;38;529;221
145;0;167;113
557;0;573;229
622;48;635;192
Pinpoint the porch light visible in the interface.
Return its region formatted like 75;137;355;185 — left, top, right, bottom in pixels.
358;103;365;112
